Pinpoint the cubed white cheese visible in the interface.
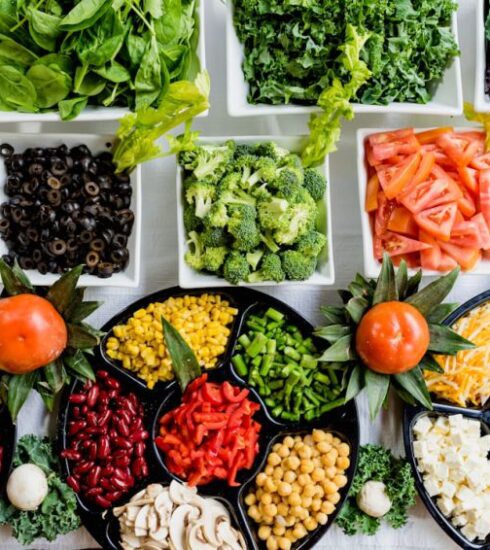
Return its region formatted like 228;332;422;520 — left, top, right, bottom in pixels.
437;496;455;517
424;477;441;497
413;440;428;459
441;481;457;499
448;414;464;428
461;523;477;541
413;415;433;436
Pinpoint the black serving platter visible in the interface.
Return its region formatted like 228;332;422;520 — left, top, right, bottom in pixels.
403;289;490;550
0;405;16;494
58;286;360;550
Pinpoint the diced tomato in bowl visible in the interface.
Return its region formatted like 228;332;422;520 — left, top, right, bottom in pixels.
359;126;490;276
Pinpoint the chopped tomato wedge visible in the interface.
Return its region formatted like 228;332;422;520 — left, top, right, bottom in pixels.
449;220;481;248
419;230;442;271
472;213;490;250
436;133;479;167
370;134;421;163
457;186;477;218
392;253;420;268
400;179;447;214
457;166;479;195
365;174;379;212
414;202;457;242
423;167;463;210
438;252;458;271
415;127;454;145
379;231;432;259
369;128;414;145
470;152;490;170
404;151;435;194
377;153;421;199
439;242;481;271
479;169;490;231
388;206;419;236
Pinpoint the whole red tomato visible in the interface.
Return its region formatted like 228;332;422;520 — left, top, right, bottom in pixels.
355;301;429;375
0;294;67;374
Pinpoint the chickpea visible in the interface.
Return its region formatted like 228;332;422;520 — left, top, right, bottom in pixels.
277;503;289;516
266;538;278;550
303;484;316;498
325;433;333;443
284;528;296;542
334;474;348;488
283;436;295;448
291;482;301;494
294;441;305;452
288;492;302;507
263;504;278;517
245;493;256;506
285;515;297;526
283;470;296;484
298;446;312;459
297;473;311;486
263;515;274;525
312;429;326;442
338;442;350;457
273;467;284;480
298;508;309;521
258;526;272;540
248;504;260;520
325;466;338;479
291;505;304;518
294;435;302;442
256;488;264;499
311;498;322;512
278;482;292;497
316;441;332;454
316;512;328;525
315;486;325;498
293;524;307;539
276;515;286;527
327;492;340;505
332;436;341;446
268;452;282;466
264;478;277;493
337;456;350;470
311;467;325;482
278;537;291;550
265;465;274;476
272;493;280;504
300;460;314;474
326;449;338;466
303;435;314;446
278;445;290;458
273;443;281;453
273;525;285;536
286;456;300;470
321;500;335;514
304;517;318;532
260;493;273;505
301;496;312;508
256;472;267;487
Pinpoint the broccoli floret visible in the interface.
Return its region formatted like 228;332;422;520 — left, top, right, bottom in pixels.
280;153;304;171
181;142;235;183
281;250;317;281
218;172;241;193
248;253;285;283
246;248;264;270
183;203;202;233
273;202;316;245
203;246;228;272
205;202;229;228
235;144;255;159
234;154;259;184
257;197;289;230
185;231;205;271
219;188;256;208
295;230;327;258
274;169;303;199
223;250;250;284
260;232;280;253
254;142;289;161
303;168;327;201
247;157;277;187
228;207;261;252
185;181;216;218
201;226;228;247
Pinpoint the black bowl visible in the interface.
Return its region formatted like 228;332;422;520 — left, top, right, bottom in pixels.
403;289;490;550
0;405;16;495
58;286;360;550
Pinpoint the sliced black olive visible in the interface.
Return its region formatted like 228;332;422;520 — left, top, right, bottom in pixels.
115;173;130;184
11;207;24;224
117;183;132;196
37;261;48;274
66;238;77;252
50;239;67;255
0;143;14;157
18;257;34;269
60;174;72;186
0;219;9;233
57;144;68;156
33;148;44;157
117;209;134;225
85;251;100;267
113;233;127;248
32;249;42;263
28;162;44;176
51;161;67;176
90;238;105;252
41;170;52;183
84;181;100;197
97;262;113;278
70;145;91;158
101;228;114;244
17;232;29;247
47;189;61;206
40;228;50;242
47;176;61;189
26;228;39;242
10;155;24;171
39;205;56;225
111;248;128;263
80;230;93;244
47;260;58;273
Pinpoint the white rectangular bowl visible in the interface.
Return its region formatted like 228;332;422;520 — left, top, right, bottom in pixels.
474;0;489;112
177;136;335;288
0;133;141;287
357;127;490;278
0;2;206;122
226;6;462;117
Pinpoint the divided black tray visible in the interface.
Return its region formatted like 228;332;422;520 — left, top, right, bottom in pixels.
0;405;16;494
58;286;360;550
403;289;490;550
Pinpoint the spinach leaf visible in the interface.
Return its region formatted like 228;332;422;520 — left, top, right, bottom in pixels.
0;65;37;111
26;64;71;108
125;32;147;68
59;0;110;31
135;35;164;111
94;60;130;82
28;8;62;52
58;96;88;120
74;65;106;96
0;33;38;66
34;53;72;75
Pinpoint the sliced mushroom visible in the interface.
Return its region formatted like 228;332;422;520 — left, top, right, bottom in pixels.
154;490;173;526
169;504;200;550
168;480;198;505
134;504;151;537
149;525;168;543
201;505;229;546
217;520;244;548
147;484;165;500
186;523;216;550
121;531;141;548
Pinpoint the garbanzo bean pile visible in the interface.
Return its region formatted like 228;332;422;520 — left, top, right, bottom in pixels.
245;429;350;550
105;294;238;388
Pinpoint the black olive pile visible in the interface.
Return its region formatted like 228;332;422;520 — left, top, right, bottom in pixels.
0;143;134;278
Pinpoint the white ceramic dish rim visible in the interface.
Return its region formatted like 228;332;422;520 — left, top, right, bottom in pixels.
0;1;207;122
176;135;335;288
474;0;489;112
356;126;490;279
226;7;463;117
0;133;141;287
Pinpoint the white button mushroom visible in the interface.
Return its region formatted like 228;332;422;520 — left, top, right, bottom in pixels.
356;480;392;518
7;463;48;511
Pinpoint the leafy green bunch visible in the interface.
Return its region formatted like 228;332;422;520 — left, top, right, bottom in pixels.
179;140;328;284
0;435;80;545
315;255;474;418
336;444;416;535
0;0;202;119
0;260;103;420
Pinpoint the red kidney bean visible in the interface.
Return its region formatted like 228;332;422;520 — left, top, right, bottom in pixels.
98;409;111;427
96;370;109;380
105;491;122;503
87;466;102;488
72;406;81;418
131;430;149;442
105;377;120;390
116;419;130;437
111;476;130;491
114;437;132;450
74;461;94;475
97;436;110;459
130;418;143;431
135;441;145;457
69;394;86;404
66;476;80;492
101;465;115;477
119;410;131;425
86;412;98;427
86;487;103;498
60;449;81;461
95;495;111;509
131;457;145;477
87;442;97;461
81;405;88;414
68;420;86;436
86;385;100;408
100;478;113;491
114;455;130;468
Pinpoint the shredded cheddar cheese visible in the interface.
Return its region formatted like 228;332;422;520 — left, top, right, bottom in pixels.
425;302;490;407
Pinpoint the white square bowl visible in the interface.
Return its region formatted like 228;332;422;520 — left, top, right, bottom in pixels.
356;127;490;278
0;133;141;287
474;0;489;112
226;6;462;117
176;135;335;288
0;2;206;122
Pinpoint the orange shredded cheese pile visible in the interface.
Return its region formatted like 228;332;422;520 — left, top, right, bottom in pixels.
425;302;490;407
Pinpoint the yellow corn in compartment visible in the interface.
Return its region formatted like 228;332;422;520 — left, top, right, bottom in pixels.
105;294;238;388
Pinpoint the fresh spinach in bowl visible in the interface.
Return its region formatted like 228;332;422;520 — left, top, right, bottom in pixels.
0;0;201;119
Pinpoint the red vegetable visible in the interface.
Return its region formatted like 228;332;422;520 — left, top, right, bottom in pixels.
155;374;261;487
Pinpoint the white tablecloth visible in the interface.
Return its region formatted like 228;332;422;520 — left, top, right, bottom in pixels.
0;1;486;548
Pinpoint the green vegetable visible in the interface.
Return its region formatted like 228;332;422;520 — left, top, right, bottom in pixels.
178;140;328;283
162;316;201;391
336;444;416;535
0;435;80;545
0;0;202;119
232;308;345;421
